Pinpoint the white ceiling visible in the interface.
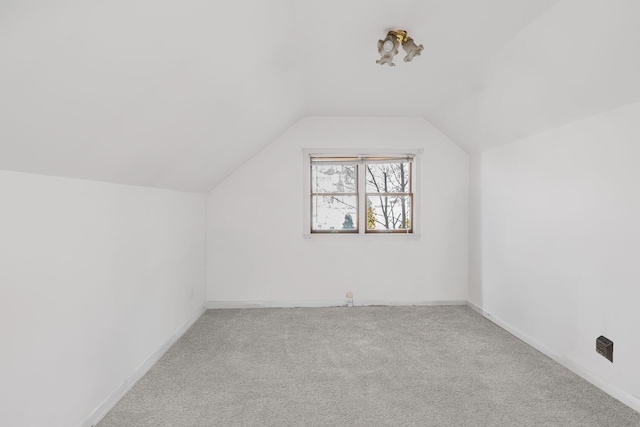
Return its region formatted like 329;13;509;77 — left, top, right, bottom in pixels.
1;0;639;192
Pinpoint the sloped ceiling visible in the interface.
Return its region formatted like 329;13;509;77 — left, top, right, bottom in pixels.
1;0;639;192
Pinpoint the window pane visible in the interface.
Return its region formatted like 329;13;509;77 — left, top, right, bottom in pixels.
312;164;357;194
365;162;410;194
312;195;358;232
366;196;411;231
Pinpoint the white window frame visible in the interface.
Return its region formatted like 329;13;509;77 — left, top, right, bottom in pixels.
302;148;422;239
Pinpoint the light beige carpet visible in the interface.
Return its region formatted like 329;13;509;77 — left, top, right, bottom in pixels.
99;306;640;426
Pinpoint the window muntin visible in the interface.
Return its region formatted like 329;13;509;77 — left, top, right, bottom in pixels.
310;156;414;234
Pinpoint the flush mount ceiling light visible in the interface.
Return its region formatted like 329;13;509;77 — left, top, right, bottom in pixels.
376;29;423;67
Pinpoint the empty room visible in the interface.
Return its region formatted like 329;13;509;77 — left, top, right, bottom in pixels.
1;0;639;426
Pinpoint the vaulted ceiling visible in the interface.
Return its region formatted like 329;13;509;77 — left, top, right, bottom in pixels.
2;0;639;192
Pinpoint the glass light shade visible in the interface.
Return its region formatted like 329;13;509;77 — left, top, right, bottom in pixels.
382;40;395;52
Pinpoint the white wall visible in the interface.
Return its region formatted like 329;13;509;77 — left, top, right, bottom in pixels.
0;171;207;427
475;101;640;408
207;117;469;305
468;153;483;304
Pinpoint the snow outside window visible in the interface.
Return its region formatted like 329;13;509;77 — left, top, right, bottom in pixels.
309;155;414;234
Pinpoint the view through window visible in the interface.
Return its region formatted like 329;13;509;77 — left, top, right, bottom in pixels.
310;156;414;234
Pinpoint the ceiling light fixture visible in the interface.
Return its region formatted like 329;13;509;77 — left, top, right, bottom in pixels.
376;29;423;67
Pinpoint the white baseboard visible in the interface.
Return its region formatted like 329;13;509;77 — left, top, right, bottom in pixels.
78;303;207;427
357;299;467;307
207;300;346;309
206;300;467;309
466;301;640;414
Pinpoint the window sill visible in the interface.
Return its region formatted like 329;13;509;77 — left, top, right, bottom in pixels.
303;232;421;241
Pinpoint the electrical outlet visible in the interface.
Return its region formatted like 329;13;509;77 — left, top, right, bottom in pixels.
596;336;613;362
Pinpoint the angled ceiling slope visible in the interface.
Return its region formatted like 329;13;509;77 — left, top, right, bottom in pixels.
0;0;304;192
1;0;639;192
426;0;640;153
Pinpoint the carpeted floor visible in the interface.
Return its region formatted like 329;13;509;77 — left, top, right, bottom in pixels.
98;306;640;426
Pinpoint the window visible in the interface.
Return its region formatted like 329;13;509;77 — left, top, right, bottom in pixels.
308;154;416;234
